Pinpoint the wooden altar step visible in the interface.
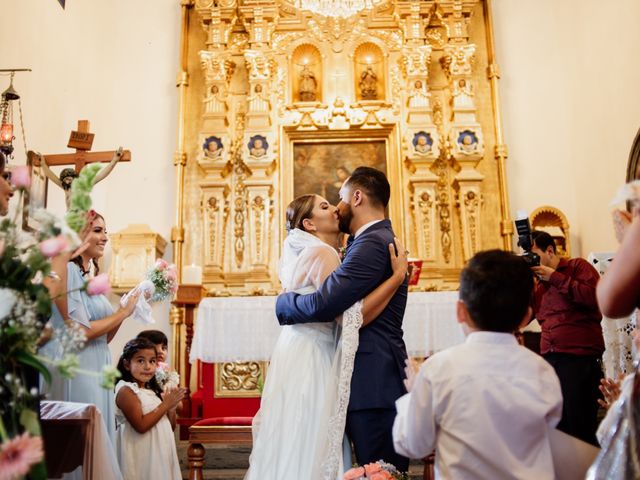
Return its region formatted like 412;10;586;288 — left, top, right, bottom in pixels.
177;441;427;479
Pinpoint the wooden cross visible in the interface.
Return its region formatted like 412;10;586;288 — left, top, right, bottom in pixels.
39;120;131;172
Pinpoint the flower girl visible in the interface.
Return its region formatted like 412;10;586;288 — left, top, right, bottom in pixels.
114;338;186;479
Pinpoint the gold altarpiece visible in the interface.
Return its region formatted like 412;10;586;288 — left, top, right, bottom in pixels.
171;0;512;398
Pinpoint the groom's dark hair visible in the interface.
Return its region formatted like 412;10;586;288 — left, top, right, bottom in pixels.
346;166;390;208
459;249;533;333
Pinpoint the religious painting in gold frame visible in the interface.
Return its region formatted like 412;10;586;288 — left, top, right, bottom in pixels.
281;127;404;238
293;141;386;206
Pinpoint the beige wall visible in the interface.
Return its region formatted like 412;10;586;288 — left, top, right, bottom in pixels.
3;0;640;361
2;0;180;362
493;0;640;256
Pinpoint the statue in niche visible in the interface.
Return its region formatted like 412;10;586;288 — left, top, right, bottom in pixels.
248;84;270;112
298;65;317;102
452;78;474;109
409;79;430;108
204;84;225;114
359;65;378;100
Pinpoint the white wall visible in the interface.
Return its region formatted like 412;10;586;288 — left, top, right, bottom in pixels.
493;0;640;256
4;0;640;362
2;0;181;362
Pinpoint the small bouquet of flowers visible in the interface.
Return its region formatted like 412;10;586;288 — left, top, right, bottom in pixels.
147;259;178;302
344;461;408;480
121;259;178;324
155;361;180;391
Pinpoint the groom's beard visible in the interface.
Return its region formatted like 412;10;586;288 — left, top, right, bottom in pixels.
338;206;353;234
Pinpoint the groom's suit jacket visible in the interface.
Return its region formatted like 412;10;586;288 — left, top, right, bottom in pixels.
275;219;408;411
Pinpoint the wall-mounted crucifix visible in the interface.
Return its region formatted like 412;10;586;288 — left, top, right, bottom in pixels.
34;120;131;209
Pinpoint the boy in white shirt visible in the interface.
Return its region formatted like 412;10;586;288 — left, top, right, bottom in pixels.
393;249;563;479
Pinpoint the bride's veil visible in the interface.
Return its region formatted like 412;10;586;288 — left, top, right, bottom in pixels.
279;228;327;291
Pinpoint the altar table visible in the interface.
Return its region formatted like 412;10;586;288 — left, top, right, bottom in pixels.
186;291;461;426
190;291;462;362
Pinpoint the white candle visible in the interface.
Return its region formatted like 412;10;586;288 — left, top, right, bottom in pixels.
182;264;203;285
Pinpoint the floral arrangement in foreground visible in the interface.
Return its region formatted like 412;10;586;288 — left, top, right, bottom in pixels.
344;460;409;480
0;163;119;479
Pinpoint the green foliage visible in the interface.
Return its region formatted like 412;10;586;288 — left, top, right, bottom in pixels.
65;163;102;233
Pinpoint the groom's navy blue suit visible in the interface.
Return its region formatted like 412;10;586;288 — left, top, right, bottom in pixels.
276;219;410;471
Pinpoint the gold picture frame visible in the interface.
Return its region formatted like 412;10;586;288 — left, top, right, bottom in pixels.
280;126;405;239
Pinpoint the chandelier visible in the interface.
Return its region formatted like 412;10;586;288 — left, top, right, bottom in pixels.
295;0;384;18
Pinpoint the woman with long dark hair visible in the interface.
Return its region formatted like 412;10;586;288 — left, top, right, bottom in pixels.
40;211;140;443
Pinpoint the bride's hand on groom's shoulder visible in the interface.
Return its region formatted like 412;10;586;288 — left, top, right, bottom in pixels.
389;237;409;282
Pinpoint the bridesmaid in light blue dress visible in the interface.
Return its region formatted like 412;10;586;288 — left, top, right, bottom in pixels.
40;212;139;444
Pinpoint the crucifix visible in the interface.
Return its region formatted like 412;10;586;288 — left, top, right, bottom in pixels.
34;120;131;209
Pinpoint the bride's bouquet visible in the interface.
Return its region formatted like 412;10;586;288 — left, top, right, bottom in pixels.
344;461;408;480
120;259;178;324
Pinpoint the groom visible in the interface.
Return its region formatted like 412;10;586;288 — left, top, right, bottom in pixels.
276;166;410;471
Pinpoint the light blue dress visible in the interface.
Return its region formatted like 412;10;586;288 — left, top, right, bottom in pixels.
39;262;117;443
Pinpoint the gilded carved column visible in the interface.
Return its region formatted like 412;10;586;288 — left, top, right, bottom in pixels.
245;184;274;279
442;31;485;260
200;185;230;277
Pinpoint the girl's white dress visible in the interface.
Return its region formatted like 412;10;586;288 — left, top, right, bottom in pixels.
244;229;362;480
114;381;182;480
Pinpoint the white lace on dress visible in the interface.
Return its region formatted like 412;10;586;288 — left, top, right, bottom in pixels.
319;301;362;480
246;228;362;480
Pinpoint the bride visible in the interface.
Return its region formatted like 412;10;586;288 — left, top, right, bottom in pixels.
245;194;408;480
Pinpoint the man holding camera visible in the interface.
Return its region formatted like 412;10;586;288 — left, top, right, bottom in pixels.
530;230;603;446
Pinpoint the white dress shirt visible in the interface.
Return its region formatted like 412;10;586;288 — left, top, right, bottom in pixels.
354;219;383;238
393;331;562;480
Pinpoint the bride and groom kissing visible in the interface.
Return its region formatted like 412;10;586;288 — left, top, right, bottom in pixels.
245;167;411;479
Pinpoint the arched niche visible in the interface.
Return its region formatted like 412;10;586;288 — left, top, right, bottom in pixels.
353;42;385;102
291;44;322;103
530;205;571;258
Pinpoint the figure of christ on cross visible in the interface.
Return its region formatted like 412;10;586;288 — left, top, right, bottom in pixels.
34;120;131;210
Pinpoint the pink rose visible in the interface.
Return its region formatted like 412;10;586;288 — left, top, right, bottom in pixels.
364;463;382;476
157;362;170;372
10;165;30;189
86;273;111;296
343;467;365;480
39;235;68;258
155;259;169;270
166;266;177;282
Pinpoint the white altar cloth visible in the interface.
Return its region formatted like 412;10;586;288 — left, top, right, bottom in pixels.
190;291;462;363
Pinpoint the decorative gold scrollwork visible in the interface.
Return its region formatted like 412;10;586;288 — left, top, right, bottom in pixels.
215;361;266;397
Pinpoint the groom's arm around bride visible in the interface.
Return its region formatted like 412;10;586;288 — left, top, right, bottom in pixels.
275;167;410;472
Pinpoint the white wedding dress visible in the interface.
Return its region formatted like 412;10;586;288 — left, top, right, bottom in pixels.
245;229;362;480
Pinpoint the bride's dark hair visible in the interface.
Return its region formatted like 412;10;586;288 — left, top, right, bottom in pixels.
285;194;316;232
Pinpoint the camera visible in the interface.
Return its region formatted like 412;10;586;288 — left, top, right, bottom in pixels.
514;216;540;267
